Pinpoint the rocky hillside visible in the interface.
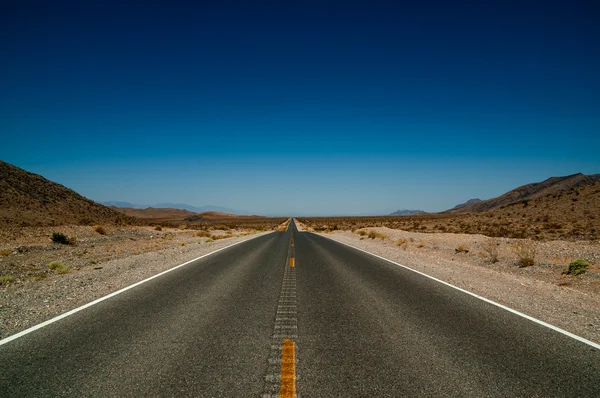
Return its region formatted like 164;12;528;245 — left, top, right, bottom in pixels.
0;160;137;228
448;173;600;213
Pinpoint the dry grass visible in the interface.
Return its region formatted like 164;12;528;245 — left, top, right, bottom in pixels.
94;225;106;235
368;230;387;240
455;245;470;254
481;239;500;263
48;261;71;274
512;240;538;267
0;249;12;256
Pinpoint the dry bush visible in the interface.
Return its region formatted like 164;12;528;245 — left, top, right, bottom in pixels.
481;239;500;263
48;261;71;274
355;230;367;236
154;226;162;231
511;240;537;267
0;249;12;257
368;231;386;240
397;238;408;249
417;241;425;248
455;245;469;254
94;225;106;235
196;231;211;238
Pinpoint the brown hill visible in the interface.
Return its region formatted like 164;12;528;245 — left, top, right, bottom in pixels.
184;211;263;223
448;173;600;214
0;160;137;228
111;207;196;221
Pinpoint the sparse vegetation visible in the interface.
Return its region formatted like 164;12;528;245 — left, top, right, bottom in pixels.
205;238;213;243
48;261;71;274
0;275;15;284
368;231;386;240
154;226;162;231
482;239;500;263
562;259;590;276
0;249;12;257
455;245;469;254
51;232;76;245
196;231;211;238
94;225;107;235
512;240;537;267
397;238;408;249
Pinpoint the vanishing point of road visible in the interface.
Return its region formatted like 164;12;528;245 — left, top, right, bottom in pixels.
1;220;599;396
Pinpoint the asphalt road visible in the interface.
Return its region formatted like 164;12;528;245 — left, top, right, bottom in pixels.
1;220;599;396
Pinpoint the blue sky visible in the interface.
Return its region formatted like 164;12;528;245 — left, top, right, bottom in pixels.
2;1;599;216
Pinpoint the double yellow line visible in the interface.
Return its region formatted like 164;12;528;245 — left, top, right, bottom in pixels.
281;229;296;397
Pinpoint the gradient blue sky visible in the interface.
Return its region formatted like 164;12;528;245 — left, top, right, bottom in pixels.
2;1;599;216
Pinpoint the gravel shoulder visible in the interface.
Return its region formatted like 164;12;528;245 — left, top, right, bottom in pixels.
294;220;600;344
0;226;271;339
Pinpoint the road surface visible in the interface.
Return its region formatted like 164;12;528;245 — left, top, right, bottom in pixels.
1;220;599;396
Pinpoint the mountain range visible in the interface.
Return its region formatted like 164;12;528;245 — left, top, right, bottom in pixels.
101;201;248;215
389;209;428;216
447;173;600;213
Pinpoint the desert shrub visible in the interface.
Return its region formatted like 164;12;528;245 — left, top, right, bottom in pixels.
196;231;211;238
94;225;106;235
562;259;590;276
154;226;162;231
455;245;469;254
48;261;71;274
205;238;214;243
211;224;229;231
397;238;408;248
368;231;386;240
51;232;74;245
512;240;537;267
355;230;367;236
482;239;500;263
0;275;15;284
0;249;12;257
417;241;425;248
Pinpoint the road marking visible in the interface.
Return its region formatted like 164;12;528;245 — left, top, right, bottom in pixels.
0;232;273;347
280;338;296;397
315;234;600;351
263;236;298;397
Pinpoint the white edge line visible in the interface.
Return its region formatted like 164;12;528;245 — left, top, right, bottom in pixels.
0;232;274;347
312;232;600;351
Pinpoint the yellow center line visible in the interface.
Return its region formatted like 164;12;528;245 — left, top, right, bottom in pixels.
289;258;295;267
280;339;296;397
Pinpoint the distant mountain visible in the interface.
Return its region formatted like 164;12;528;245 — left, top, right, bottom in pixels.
102;201;248;215
450;198;482;211
110;207;196;221
0;160;137;228
446;173;600;213
390;209;427;216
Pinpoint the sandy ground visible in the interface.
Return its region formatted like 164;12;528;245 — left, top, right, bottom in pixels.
0;226;271;339
294;219;600;344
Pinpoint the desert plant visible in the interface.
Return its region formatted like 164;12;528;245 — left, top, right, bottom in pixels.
562;259;590;276
205;238;213;243
51;232;70;244
397;238;408;248
94;225;106;235
417;241;425;248
0;249;12;257
367;231;386;240
455;245;469;254
196;231;211;238
512;240;537;267
482;239;500;263
356;230;367;236
154;226;163;231
0;275;15;284
48;261;71;274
